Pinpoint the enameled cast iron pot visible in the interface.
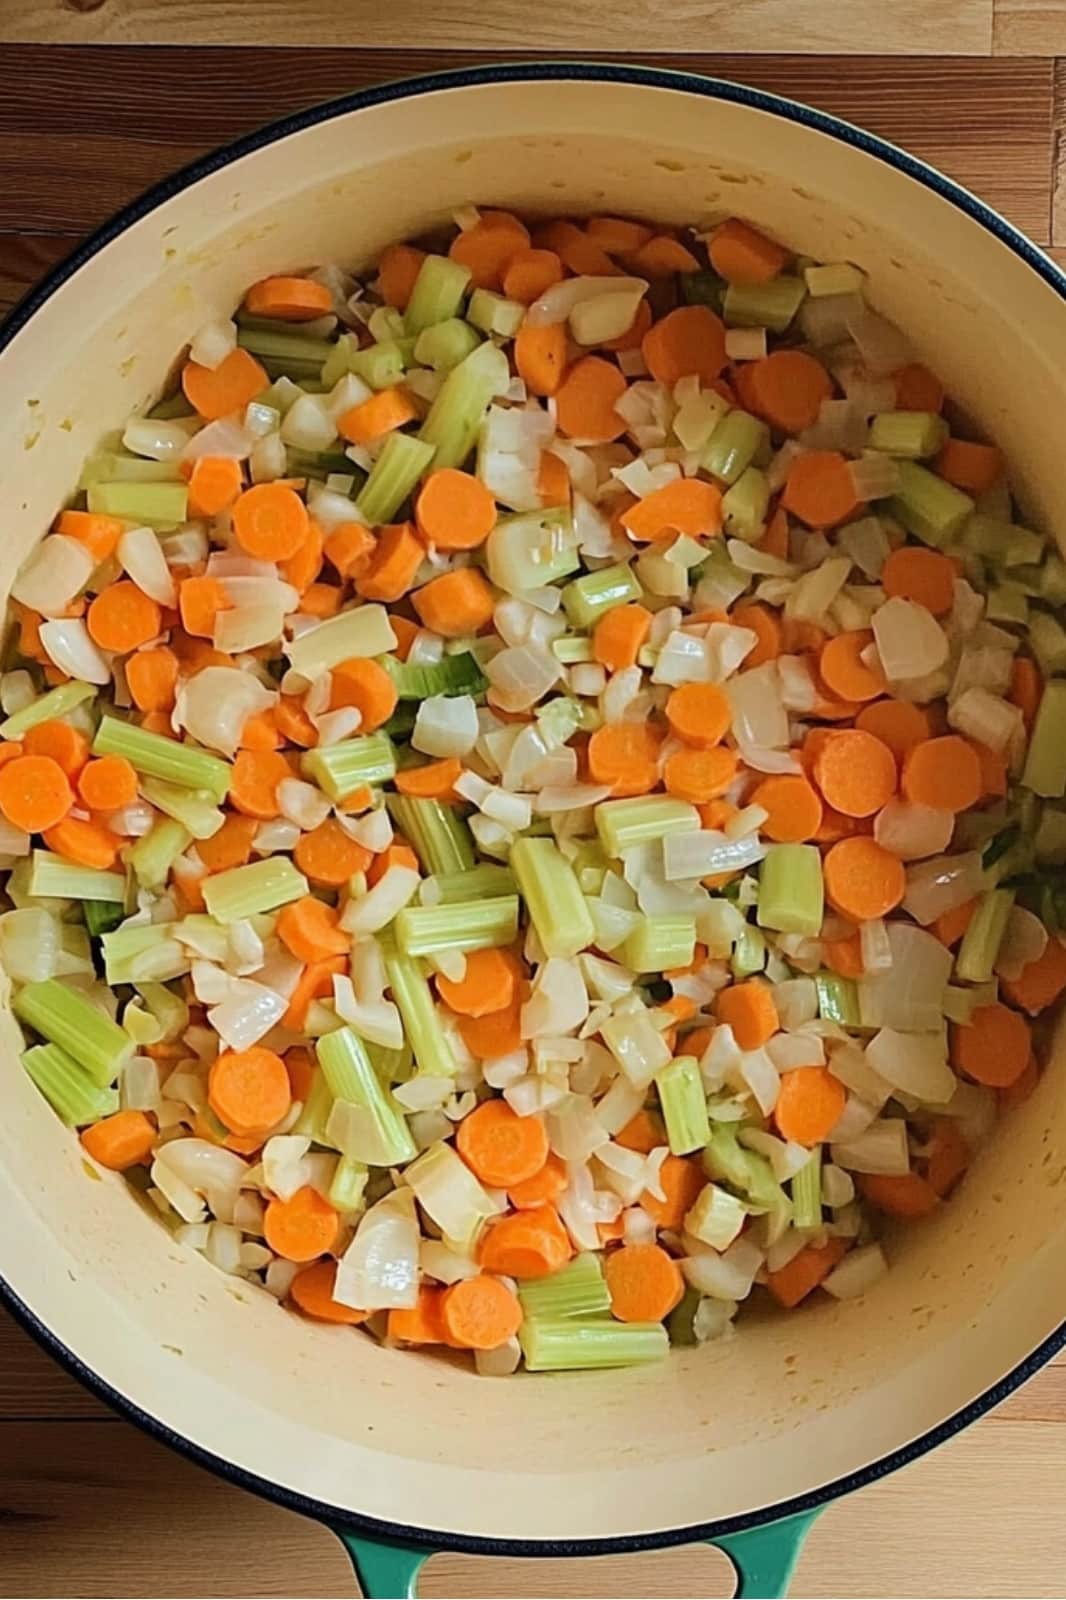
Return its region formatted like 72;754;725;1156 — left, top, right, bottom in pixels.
2;62;1066;1600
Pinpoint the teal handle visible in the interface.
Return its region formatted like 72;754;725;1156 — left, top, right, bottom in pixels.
335;1506;819;1599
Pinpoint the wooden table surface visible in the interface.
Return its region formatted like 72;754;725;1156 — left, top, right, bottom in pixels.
4;8;1066;1596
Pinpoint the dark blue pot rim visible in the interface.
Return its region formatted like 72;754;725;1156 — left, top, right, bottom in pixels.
2;58;1065;1561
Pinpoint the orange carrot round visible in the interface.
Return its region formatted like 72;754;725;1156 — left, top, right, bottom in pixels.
415;469;497;551
620;478;722;542
925;1118;970;1197
179;575;232;639
586;216;655;255
664;746;738;805
664;682;731;748
196;812;258;874
55;509;124;563
857;1172;939;1220
449;216;529;289
1001;935;1066;1015
640;1153;703;1229
338;386;418;446
440;1275;523;1349
377;243;425;310
276;895;350;964
604;1242;683;1322
708;219;788;285
245;275;333;321
43;815;120;869
264;1185;339;1263
537;449;572;508
774;1066;846;1146
182;347;267;421
87;581;161;654
818;629;886;704
814;728;896;817
1009;655;1042;731
0;754;72;833
436;948;516;1018
456;1099;549;1189
356;523;425;603
412;568;495;637
782;450;861;528
716;978;778;1050
329;657;399;732
77;755;137;812
881;546;956;616
824;835;906;920
750;774;823;842
951;1002;1031;1088
80;1110;156;1169
126;646;179;713
893;363;943;413
732;601;781;667
232;483;310;561
641;306;727;386
593;603;653;672
901;735;981;814
932;897;977;950
455;990;524;1060
187;456;243;519
23;720;90;778
627;236;700;278
290;1259;367;1324
854;699;931;762
208;1046;291;1137
554;355;628;441
935;437;1003;494
587;722;661;796
393;758;462;801
514;322;568;398
388;1285;449;1344
749;349;831;433
508;1150;568;1209
229;748;290;819
478;1202;572;1279
502;247;564;304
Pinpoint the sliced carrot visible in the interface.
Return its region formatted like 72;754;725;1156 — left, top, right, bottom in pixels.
732;601;781;667
413;568;495;638
587;723;661;796
440;1275;523;1350
716;978;778;1050
386;1284;450;1344
951;1002;1031;1088
1002;935;1066;1015
823;932;865;978
999;1054;1040;1113
932;896;977;950
664;746;738;805
514;321;568;399
593;603;652;672
893;363;944;413
415;469;497;551
935;437;1003;494
239;708;281;753
615;1108;666;1155
264;1185;339;1263
456;1099;548;1188
749;349;831;433
322;521;375;582
774;1066;846;1146
276;895;350;964
782;450;861;528
881;546;956;616
857;1172;939;1220
781;618;827;655
232;483;309;561
280;516;325;595
502;247;564;304
708;218;788;285
449;216;529;290
765;1238;848;1307
23;720;89;778
854;699;930;762
329;657;398;732
41;813;119;869
902;735;981;813
291;1259;367;1324
509;1150;568;1209
283;956;347;1030
195;812;257;874
187;456;243;519
436;948;516;1019
283;1046;316;1104
640;1153;703;1229
757;507;790;563
87;580;161;654
533;220;618;278
1009;655;1042;732
338;386;418;446
586;216;655;255
179;575;232;639
80;1110;156;1169
271;696;316;750
228;748;291;820
0;742;23;770
750;774;823;843
208;1046;291;1137
626;235;700;278
554;354;627;441
126;646;179;714
182;347;267;421
925;1118;970;1197
824;835;906;920
77;755;137;812
537;449;572;509
814;728;896;817
55;509;124;563
245;275;333;322
356;523;425;603
455;989;524;1059
0;754;72;833
366;839;419;885
478;1202;572;1280
664;682;731;748
621;478;722;542
393;758;462;801
819;629;886;704
377;243;426;310
604;1243;683;1323
641;306;727;387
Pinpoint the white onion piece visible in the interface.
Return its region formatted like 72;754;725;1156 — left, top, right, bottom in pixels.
413;694;479;758
682;1236;763;1301
189;318;237;370
521;957;589;1038
858;923;953;1033
947;686;1022;757
527;275;647;328
728;664;789;749
208;981;287;1051
11;535;93;617
38;618;111;685
995;905;1048;982
844;304;913;376
736;1046;780;1115
333;1190;419;1311
277;777;331;833
663;830;765;881
874;799;954;861
118;525;177;606
546;1095;610;1162
865;1028;955;1104
155;1138;246;1194
832;1117;910;1175
569;289;646;346
263;1135;312;1203
180;413;252;462
485;643;560;711
901;851;984;927
175;665;276;756
872;596;948;682
123;416;196;461
280;392;338;451
823;1243;887;1300
340;865;420;935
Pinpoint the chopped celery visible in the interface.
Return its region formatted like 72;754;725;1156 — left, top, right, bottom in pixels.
552;636;594;664
561;563;643;629
93;715;230;802
329;1154;369;1213
287;604;398;680
886;462;973;548
427;863;517;903
381;650;486;700
1036;806;1066;864
23;1042;118;1127
685;1182;746;1248
301;732;397;802
394;897;519;957
596;796;699;857
13;978;134;1085
382;946;457;1078
405;255;472;336
0;679;95;740
960;514;1043;569
27;850;125;903
511;836;595;959
955;887;1015;982
731;924;766;978
721;466;770;542
317;1027;416;1167
467;288;525;338
202;858;308;923
666;1284;703;1345
757;844;824;937
83;901;125;938
682;271;726;310
126;817;191;890
139;778;224;841
367;1035;414;1083
622;914;696;973
814;972;860;1027
485;506;580;593
723;277;806;332
867;411;948;460
1039;554;1066;605
655;1055;710;1155
791;1150;823;1229
79;450;179;488
985;582;1029;627
237;325;335;374
319;333;357;389
419;340;510;471
292;1069;336;1146
286;445;362;482
258;375;306;414
368;305;406;343
1028;612;1066;679
86;480;188;529
1023;680;1066;797
414;318;481;372
354;431;435;524
135;982;188;1042
386;795;475;875
517;1254;611;1320
704;1126;785;1216
349;340;409;390
102;923;190;985
520;1319;669;1370
804;262;866;297
702;410;768;485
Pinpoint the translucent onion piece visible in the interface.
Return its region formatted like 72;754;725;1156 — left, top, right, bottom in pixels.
485;643;560;711
865;1027;955;1104
340;865;420;935
947;686;1022;757
546;1094;610;1162
822;1243;887;1300
11;535;93;617
901;851;984;927
527;275;647;328
333;1190;419;1311
872;596;948;682
189;318;237;370
874;799;954;861
569;289;646;346
728;664;789;749
682;1236;763;1301
180;413;253;462
175;665;276;756
858;923;953;1032
995;905;1048;982
831;1117;910;1175
118;525;178;607
39;618;111;685
844;304;913;376
413;694;479;758
521;956;590;1038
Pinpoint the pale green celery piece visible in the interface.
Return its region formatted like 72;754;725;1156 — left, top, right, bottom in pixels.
139;778;224;841
682;271;726;310
121;1001;162;1046
102;924;190;985
237;325;335;372
655;1055;710;1155
960;514;1044;568
301;732;397;803
1023;680;1066;796
79;451;180;488
943;984;979;1024
1036;805;1066;864
485;506;580;593
404;254;472;336
395;897;519;957
517;1254;611;1320
867;411;948;460
519;1319;669;1371
757;843;824;937
723;277;806;332
329;1154;369;1212
803;262;866;297
703;1127;785;1215
561;562;643;629
148;392;196;421
349;340;409;390
985;583;1029;627
291;1068;337;1145
552;636;595;664
93;715;230;802
368;306;406;344
381;649;486;700
319;333;358;390
382;946;458;1077
1007;564;1047;599
13;978;134;1086
685;1182;747;1249
731;924;766;978
86;481;188;529
466;288;525;338
202;857;308;923
354;431;435;524
427;864;516;903
286;445;360;482
886;461;973;548
0;680;95;740
27;851;125;903
135;981;188;1041
956;888;1016;982
419;339;510;470
82;901;125;939
596;796;699;857
386;794;475;875
317;1026;416;1165
1028;612;1066;679
126;817;191;890
258;375;307;414
536;696;586;747
414;318;481;372
814;972;860;1027
791;1149;823;1230
666;1284;702;1346
721;466;770;542
23;1042;119;1127
367;1036;414;1083
511;836;595;959
702;410;768;486
622;914;696;973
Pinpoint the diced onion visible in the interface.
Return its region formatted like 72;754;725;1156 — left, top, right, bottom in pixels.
333;1190;419;1311
527;275;647;328
11;535;93;617
874;799;954;861
39;618;111;685
189;318;237;370
858;923;953;1032
822;1242;887;1300
118;525;178;607
864;1027;955;1104
831;1117;910;1175
413;693;479;758
901;851;984;927
872;596;948;682
175;665;276;757
341;865;420;935
181;414;253;463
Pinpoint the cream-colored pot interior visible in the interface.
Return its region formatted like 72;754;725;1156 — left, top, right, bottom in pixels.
1;71;1065;1546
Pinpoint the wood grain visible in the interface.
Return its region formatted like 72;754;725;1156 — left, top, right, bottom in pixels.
0;0;995;57
994;0;1066;51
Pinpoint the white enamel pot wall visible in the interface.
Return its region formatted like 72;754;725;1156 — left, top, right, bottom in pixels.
2;62;1066;1600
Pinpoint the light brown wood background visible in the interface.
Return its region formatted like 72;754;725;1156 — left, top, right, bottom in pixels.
4;9;1066;1597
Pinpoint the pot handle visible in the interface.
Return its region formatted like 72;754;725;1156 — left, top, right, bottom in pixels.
334;1506;820;1599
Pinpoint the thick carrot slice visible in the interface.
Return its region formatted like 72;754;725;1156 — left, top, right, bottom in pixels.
502;248;564;304
765;1238;848;1307
951;1003;1031;1088
264;1186;339;1263
232;483;309;561
0;754;72;832
823;932;864;978
55;509;124;563
126;646;179;713
824;836;906;920
664;746;738;804
196;812;257;873
413;568;495;637
854;699;931;762
393;759;462;800
999;1054;1040;1113
283;1046;316;1103
87;581;161;654
936;438;1004;494
925;1118;970;1197
902;735;981;813
626;236;700;278
782;450;861;528
587;723;661;796
449;216;529;289
664;682;731;748
388;1285;449;1344
554;355;628;440
23;720;89;777
750;774;823;843
182;347;267;421
640;1153;702;1228
774;1066;846;1146
881;546;956;616
716;978;778;1050
338;386;418;445
455;990;524;1059
283;956;347;1030
641;306;727;386
932;897;977;950
366;839;419;884
857;1173;939;1220
1002;935;1066;1015
80;1110;156;1170
1009;655;1042;731
708;219;788;285
749;349;831;433
43;814;120;869
229;748;290;819
893;363;944;413
77;755;137;812
245;275;333;321
436;948;516;1018
814;728;896;817
514;322;568;398
819;630;886;704
187;456;243;519
208;1046;291;1136
586;216;655;255
533;220;618;278
356;523;424;603
456;1099;549;1188
593;603;652;671
620;478;722;542
732;601;781;667
377;243;426;310
276;896;350;964
291;1259;367;1324
615;1109;666;1154
178;576;232;640
537;449;572;508
478;1203;572;1279
604;1243;683;1323
440;1276;523;1350
329;657;399;732
508;1150;568;1209
415;469;497;551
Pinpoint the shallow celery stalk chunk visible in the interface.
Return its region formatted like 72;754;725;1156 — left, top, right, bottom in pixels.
93;715;230;802
394;896;519;958
317;1026;416;1167
510;836;594;960
655;1055;710;1155
757;843;824;936
519;1319;668;1371
517;1254;612;1320
383;945;458;1079
13;979;134;1086
202;858;308;923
